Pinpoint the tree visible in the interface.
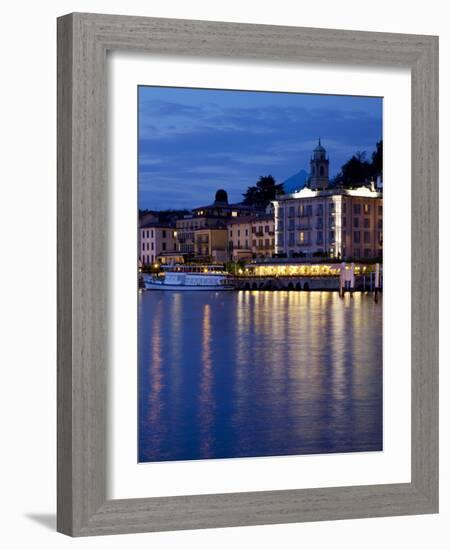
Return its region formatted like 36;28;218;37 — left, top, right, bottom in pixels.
331;141;383;188
371;140;383;176
242;175;284;207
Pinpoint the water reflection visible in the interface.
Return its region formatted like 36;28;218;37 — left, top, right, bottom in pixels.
199;304;214;457
139;291;382;462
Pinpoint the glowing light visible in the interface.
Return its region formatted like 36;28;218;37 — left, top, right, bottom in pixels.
288;188;319;199
346;186;380;198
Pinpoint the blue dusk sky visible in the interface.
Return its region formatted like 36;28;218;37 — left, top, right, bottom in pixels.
138;86;382;211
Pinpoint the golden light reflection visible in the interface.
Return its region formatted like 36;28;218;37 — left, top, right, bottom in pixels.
169;293;182;400
140;289;382;461
147;303;163;449
199;304;214;457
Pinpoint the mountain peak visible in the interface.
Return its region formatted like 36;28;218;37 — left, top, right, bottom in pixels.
282;169;309;193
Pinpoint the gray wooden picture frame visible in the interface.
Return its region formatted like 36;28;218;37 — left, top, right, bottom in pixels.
57;12;439;536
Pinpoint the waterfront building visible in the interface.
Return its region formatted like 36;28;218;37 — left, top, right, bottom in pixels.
194;227;228;262
176;189;262;261
251;214;275;259
227;214;276;261
227;217;253;261
272;141;383;260
138;212;159;265
245;260;375;277
156;251;186;265
176;215;223;255
140;223;177;266
192;188;256;219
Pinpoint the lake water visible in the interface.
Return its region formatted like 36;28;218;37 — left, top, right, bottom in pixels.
138;290;382;462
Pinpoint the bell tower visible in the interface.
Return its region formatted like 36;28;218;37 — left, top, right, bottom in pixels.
310;138;329;190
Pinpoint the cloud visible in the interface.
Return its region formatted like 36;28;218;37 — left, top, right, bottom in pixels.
138;89;382;210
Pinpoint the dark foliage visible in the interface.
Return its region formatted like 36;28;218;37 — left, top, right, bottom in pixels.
331;140;383;188
242;175;285;207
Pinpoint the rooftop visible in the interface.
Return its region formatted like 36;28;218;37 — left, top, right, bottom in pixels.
193;202;257;212
140;222;175;229
274;184;382;202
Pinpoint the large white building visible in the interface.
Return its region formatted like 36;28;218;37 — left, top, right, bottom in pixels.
272;141;383;260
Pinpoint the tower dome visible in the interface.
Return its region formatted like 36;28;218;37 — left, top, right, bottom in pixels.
214;189;229;205
314;138;326;153
310;139;329;190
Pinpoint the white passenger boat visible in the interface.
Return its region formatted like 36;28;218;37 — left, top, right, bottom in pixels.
144;265;234;291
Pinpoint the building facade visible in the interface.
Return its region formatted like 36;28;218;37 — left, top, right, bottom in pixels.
251;214;275;258
227;214;275;261
140;224;177;266
194;228;228;262
227;217;253;261
176;215;225;255
176;189;264;261
273;188;382;260
272;141;382;260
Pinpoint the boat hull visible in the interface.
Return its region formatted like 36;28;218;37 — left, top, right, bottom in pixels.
144;282;234;291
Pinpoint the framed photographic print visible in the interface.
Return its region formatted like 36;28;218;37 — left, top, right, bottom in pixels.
137;86;384;464
57;13;438;536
